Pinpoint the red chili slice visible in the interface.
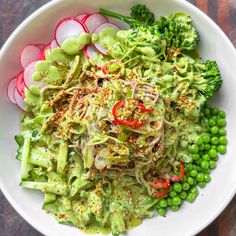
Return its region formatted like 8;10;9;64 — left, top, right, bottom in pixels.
112;99;153;129
149;177;170;189
170;162;185;182
152;185;170;199
137;101;153;113
131;119;146;129
102;63;109;74
112;100;138;126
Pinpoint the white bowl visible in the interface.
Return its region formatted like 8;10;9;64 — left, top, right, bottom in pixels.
0;0;236;235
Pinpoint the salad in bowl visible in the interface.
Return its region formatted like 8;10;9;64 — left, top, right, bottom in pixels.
6;4;228;235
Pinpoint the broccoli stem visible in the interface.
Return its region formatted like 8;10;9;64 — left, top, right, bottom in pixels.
99;8;140;27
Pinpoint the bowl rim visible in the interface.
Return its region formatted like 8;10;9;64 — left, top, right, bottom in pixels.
0;0;236;235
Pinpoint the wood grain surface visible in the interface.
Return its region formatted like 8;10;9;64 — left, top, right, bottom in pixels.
0;0;235;235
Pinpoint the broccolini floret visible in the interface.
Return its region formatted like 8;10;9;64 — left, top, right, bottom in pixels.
156;12;200;51
193;60;222;100
130;4;155;25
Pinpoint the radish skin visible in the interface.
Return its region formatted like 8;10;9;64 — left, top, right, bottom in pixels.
16;72;26;97
94;23;120;55
84;13;108;33
76;13;89;22
50;40;58;50
14;87;26;110
85;46;98;60
7;77;17;104
54;17;88;46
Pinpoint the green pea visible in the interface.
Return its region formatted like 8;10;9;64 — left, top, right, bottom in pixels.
217;145;227;154
212;116;218;121
196;137;203;145
211;154;219;161
202;135;211;143
189;144;199;154
202;154;210;161
173;183;182;193
157;208;167;216
198;181;206;188
211;108;219;115
159;199;168;208
170;205;179;212
190;169;198;177
218;111;226;118
191;154;200;161
181;140;188;148
172;196;182;206
211;137;219;145
208;119;216;127
190;187;199;195
201;160;209;170
204;174;211;183
146;196;155;204
167;198;173;206
217;118;226;127
169;191;177;198
208;149;217;158
180;191;187;200
218;128;226;136
210;126;219;134
187;177;194;185
209;160;216;169
182;182;190;191
187;163;193;171
186;193;196;203
192;164;201;171
219;136;227;145
204;144;211;151
196;173;205;182
199;144;205;151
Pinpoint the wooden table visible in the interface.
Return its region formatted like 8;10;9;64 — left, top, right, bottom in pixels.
0;0;235;235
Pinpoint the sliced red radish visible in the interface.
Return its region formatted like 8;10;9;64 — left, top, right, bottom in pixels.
14;87;26;110
20;45;41;68
55;17;88;46
7;77;17;104
85;46;98;60
76;13;89;22
50;40;58;50
84;13;108;33
24;60;44;89
94;23;120;55
16;72;26;97
38;44;51;60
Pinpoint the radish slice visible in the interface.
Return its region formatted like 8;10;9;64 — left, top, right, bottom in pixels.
84;13;108;33
24;61;44;88
7;77;17;104
14;87;26;110
38;44;51;60
50;40;58;50
76;13;89;22
85;46;98;60
20;45;41;68
55;17;88;46
94;23;120;55
16;72;26;97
